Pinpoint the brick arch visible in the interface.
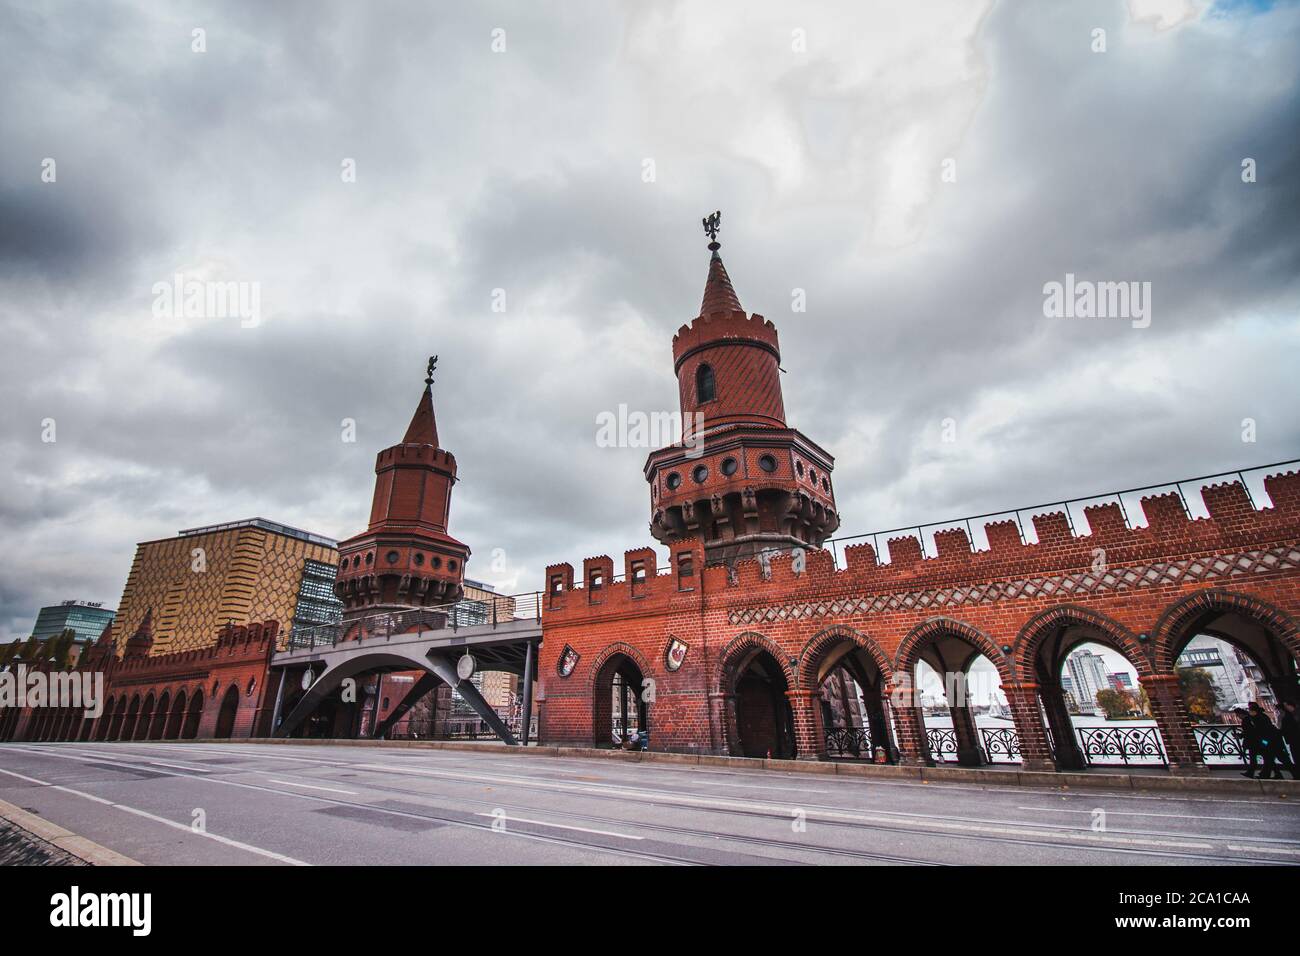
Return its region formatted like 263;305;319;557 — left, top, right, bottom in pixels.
1014;604;1154;678
716;631;797;694
587;642;654;692
1151;587;1300;671
798;624;892;692
894;617;1013;684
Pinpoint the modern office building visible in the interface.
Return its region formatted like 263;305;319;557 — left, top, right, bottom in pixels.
114;517;341;656
30;601;117;657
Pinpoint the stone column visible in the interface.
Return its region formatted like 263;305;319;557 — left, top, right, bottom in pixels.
949;700;986;767
1141;672;1207;774
1002;682;1055;772
1039;678;1086;771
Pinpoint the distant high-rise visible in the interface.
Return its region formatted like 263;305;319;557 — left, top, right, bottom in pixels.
1066;648;1113;715
29;600;117;661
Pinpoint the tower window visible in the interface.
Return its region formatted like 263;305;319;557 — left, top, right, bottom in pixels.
721;457;738;476
692;465;708;484
758;454;777;473
666;472;682;490
696;364;716;404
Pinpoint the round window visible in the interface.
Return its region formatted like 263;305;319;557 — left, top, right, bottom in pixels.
385;550;400;565
430;556;442;569
720;457;738;476
413;553;425;566
796;460;804;477
809;469;818;485
758;454;777;473
447;559;457;571
666;472;682;490
692;465;708;484
365;552;374;565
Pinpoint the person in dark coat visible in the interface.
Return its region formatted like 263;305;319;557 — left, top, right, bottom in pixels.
1280;700;1300;781
1245;702;1282;780
1235;706;1261;777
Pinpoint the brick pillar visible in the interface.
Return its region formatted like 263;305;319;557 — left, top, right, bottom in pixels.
1040;678;1086;770
707;691;729;755
949;701;985;766
1003;682;1054;772
1141;672;1207;774
787;689;821;760
892;704;931;766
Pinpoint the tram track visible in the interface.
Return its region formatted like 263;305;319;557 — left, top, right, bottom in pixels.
39;742;1299;866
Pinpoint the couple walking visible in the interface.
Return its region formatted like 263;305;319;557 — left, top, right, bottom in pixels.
1236;700;1299;780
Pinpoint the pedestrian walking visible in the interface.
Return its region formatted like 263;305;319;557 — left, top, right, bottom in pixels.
1279;700;1300;781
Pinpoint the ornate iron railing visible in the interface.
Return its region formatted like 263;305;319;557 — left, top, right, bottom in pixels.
1076;726;1167;767
831;721;1251;768
1192;724;1247;764
979;727;1021;763
825;726;873;758
925;727;959;761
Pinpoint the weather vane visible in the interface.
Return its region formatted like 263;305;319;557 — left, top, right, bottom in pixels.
425;355;438;386
702;210;722;250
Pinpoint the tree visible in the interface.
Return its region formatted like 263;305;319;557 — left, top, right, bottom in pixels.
1096;687;1136;720
48;629;77;669
1177;666;1218;723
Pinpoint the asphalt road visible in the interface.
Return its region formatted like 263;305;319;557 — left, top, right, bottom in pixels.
1;741;1297;865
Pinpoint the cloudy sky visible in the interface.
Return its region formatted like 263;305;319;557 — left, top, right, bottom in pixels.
1;0;1298;640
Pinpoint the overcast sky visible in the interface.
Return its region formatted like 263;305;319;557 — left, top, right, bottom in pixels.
2;0;1298;641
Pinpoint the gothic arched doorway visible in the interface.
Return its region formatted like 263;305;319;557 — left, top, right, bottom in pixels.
733;651;795;759
214;686;240;739
592;652;648;748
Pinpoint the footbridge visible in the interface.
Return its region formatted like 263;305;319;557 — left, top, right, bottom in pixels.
269;593;542;744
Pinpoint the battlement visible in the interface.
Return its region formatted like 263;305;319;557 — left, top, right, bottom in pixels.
543;470;1300;620
672;310;780;367
108;620;280;674
376;444;457;473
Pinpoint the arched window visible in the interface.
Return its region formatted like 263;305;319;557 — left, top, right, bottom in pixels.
696;364;716;403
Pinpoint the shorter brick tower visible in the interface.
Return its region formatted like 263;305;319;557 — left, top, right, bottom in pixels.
645;214;839;565
333;357;470;622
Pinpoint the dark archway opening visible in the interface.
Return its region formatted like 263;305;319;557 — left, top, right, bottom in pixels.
592;653;648;748
214;686;240;739
734;651;795;759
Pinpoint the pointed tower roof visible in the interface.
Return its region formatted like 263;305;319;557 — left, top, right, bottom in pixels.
402;355;440;446
125;607;154;657
698;210;742;315
700;249;743;316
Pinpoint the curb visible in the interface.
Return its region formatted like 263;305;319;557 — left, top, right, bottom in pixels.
160;736;1299;796
0;797;140;866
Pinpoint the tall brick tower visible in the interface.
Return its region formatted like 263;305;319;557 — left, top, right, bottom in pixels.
333;357;470;622
645;213;839;565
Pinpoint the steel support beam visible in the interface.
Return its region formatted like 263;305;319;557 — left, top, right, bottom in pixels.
519;639;536;746
374;673;440;739
426;652;517;746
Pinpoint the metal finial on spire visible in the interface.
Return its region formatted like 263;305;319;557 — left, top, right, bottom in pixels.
425;355;438;386
702;210;721;252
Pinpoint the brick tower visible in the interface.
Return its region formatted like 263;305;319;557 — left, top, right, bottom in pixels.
645;213;839;565
333;357;470;622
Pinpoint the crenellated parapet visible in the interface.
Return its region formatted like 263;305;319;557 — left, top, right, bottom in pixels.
547;472;1300;621
672;310;780;371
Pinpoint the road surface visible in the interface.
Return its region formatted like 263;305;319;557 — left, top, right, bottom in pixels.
1;741;1297;865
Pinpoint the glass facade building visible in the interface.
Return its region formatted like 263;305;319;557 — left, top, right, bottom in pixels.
30;601;117;644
